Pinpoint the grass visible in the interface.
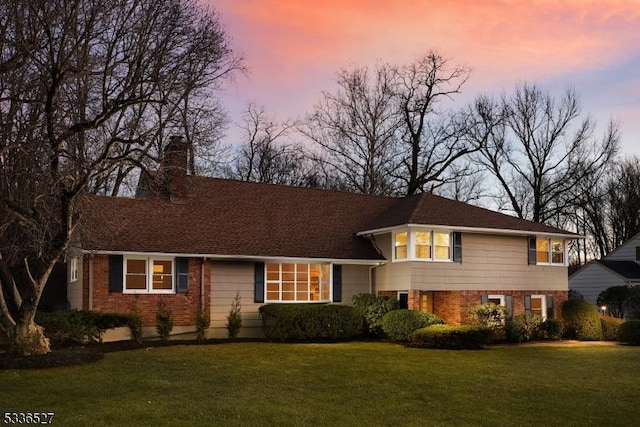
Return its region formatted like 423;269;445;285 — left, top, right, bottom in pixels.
2;342;639;426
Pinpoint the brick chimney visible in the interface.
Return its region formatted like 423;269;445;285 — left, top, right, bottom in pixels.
160;135;189;203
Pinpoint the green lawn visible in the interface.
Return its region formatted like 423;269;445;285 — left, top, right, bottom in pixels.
2;342;639;426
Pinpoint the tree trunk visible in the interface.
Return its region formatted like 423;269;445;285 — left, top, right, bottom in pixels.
8;320;51;356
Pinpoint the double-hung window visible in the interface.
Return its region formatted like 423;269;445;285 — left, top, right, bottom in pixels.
533;237;566;265
124;257;174;293
393;229;453;262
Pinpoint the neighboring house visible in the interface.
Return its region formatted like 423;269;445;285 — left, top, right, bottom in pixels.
570;233;640;307
67;137;579;338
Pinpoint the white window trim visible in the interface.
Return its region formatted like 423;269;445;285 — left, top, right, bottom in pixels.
531;294;547;321
536;238;568;267
393;228;453;263
123;256;175;294
488;294;505;306
69;257;78;283
264;262;332;303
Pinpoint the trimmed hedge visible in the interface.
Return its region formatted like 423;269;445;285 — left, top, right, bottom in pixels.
618;320;640;345
259;304;362;341
410;325;493;349
601;316;624;341
36;310;130;346
381;309;443;342
561;299;602;341
352;293;399;336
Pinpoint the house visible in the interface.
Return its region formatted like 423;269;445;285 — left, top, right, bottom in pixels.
67;137;579;339
569;233;640;307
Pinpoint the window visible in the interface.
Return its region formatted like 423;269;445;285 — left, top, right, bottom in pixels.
124;257;174;293
70;257;78;282
415;231;431;259
488;294;505;306
265;263;330;302
395;229;452;262
530;295;547;320
535;238;565;265
395;232;408;260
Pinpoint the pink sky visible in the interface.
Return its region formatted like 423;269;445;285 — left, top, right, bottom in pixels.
212;0;640;156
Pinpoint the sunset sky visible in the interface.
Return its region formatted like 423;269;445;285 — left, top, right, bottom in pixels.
212;0;640;156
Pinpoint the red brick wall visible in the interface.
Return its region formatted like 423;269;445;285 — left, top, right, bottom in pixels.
376;289;568;325
85;254;209;326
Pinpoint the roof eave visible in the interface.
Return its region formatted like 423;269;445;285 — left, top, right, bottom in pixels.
357;223;583;239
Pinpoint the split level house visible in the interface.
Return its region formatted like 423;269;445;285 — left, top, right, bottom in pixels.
67;137;579;339
570;233;640;307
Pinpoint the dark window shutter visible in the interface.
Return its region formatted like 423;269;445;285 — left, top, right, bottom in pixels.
176;258;189;293
546;295;554;320
524;294;532;315
481;294;488;304
108;255;123;292
453;232;463;262
528;237;537;265
254;262;265;303
505;295;513;321
332;264;342;303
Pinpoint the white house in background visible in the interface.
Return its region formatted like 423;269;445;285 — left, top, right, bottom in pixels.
569;233;640;306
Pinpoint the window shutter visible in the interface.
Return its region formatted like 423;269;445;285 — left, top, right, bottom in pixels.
453;232;463;262
108;255;123;292
176;258;189;293
254;262;265;303
524;294;532;315
546;295;554;320
505;295;513;321
332;264;342;303
528;237;537;265
481;294;488;304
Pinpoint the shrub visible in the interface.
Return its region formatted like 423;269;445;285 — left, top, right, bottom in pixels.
561;299;602;341
195;309;210;343
128;307;144;343
601;316;624;341
505;314;543;342
410;325;493;349
226;291;242;339
36;310;130;346
352;293;399;336
618;320;640;345
541;319;563;340
156;303;173;341
468;303;508;329
380;309;443;342
259;304;362;341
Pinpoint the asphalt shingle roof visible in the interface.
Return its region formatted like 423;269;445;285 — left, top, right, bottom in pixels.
597;260;640;280
80;176;577;260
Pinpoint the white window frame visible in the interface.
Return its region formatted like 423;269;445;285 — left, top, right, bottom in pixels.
530;294;547;321
69;257;78;283
264;262;332;303
487;294;505;307
123;256;175;294
536;238;567;266
392;228;452;263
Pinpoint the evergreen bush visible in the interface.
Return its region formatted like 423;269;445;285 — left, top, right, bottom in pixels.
601;316;624;341
410;325;492;349
561;299;602;341
505;314;544;342
226;291;242;339
259;304;361;341
352;293;399;336
36;310;130;346
618;320;640;345
155;303;173;341
195;309;210;342
380;309;443;342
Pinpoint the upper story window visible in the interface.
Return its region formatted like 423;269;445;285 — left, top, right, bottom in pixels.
530;237;566;266
265;263;331;302
124;257;174;293
393;229;454;262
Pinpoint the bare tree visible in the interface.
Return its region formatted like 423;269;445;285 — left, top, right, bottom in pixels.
469;83;619;224
299;64;401;195
392;52;480;195
226;103;313;186
0;0;241;355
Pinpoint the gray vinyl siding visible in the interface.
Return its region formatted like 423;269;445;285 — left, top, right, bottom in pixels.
569;263;626;306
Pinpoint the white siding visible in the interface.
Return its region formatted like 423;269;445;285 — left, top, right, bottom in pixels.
569;263;626;306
